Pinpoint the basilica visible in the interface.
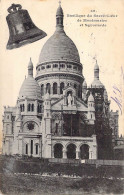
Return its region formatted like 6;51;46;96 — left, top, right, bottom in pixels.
2;4;117;160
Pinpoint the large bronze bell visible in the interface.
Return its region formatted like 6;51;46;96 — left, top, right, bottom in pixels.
6;4;47;49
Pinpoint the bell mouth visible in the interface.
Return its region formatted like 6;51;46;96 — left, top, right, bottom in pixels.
6;31;47;50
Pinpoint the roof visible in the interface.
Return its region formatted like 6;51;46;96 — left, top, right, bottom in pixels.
56;5;63;16
38;4;80;64
91;79;104;88
38;30;80;64
19;76;41;99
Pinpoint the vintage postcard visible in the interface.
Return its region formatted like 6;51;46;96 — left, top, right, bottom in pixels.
0;0;124;194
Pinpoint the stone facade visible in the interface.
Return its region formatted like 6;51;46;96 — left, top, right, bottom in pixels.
2;3;118;160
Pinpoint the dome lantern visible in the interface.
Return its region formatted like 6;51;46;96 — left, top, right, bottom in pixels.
19;60;41;100
90;60;104;88
94;59;99;80
28;58;33;77
56;1;64;31
38;3;80;64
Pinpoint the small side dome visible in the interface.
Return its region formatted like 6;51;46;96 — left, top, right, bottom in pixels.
91;79;104;88
88;93;94;102
19;77;41;99
19;59;41;100
91;60;104;88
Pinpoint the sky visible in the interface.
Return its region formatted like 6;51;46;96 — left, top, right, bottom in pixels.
0;0;124;148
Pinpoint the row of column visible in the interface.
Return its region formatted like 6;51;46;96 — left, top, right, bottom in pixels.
62;148;93;159
41;83;82;97
52;147;94;159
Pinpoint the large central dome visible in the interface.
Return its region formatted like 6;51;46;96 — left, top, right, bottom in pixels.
39;31;80;64
38;4;80;64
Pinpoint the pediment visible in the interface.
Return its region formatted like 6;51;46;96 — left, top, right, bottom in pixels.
51;96;88;112
76;98;88;112
51;97;64;111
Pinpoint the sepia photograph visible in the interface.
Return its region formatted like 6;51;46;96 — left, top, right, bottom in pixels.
0;0;124;194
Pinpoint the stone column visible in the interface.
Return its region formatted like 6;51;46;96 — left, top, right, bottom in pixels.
25;98;27;114
6;139;9;155
35;100;37;115
63;148;67;159
73;96;76;105
76;148;80;159
89;148;93;159
51;85;53;95
92;145;97;159
18;137;22;155
51;146;54;158
64;96;67;105
58;85;60;95
44;86;46;95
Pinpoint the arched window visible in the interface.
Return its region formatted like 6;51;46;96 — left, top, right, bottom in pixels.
67;65;72;69
6;124;10;134
41;84;44;96
41;66;45;70
73;66;77;70
53;64;58;68
60;18;63;25
47;113;49;117
60;64;65;68
46;65;51;69
31;104;34;112
80;144;89;159
57;18;59;25
46;83;51;94
54;143;63;158
78;85;81;98
74;84;77;89
53;83;57;94
36;144;38;155
28;104;31;111
55;123;58;134
60;82;64;94
31;140;33;155
67;144;76;159
22;104;25;111
39;105;42;113
20;105;22;112
26;144;28;155
37;104;40;112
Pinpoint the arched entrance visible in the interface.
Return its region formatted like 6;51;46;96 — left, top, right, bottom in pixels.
67;143;76;159
80;144;89;159
54;143;63;158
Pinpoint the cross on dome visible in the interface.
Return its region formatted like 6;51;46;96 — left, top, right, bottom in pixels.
59;0;61;6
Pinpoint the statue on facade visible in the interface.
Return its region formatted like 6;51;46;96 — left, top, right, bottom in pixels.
67;93;73;106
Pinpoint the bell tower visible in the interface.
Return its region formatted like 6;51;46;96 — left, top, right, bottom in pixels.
89;60;113;159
